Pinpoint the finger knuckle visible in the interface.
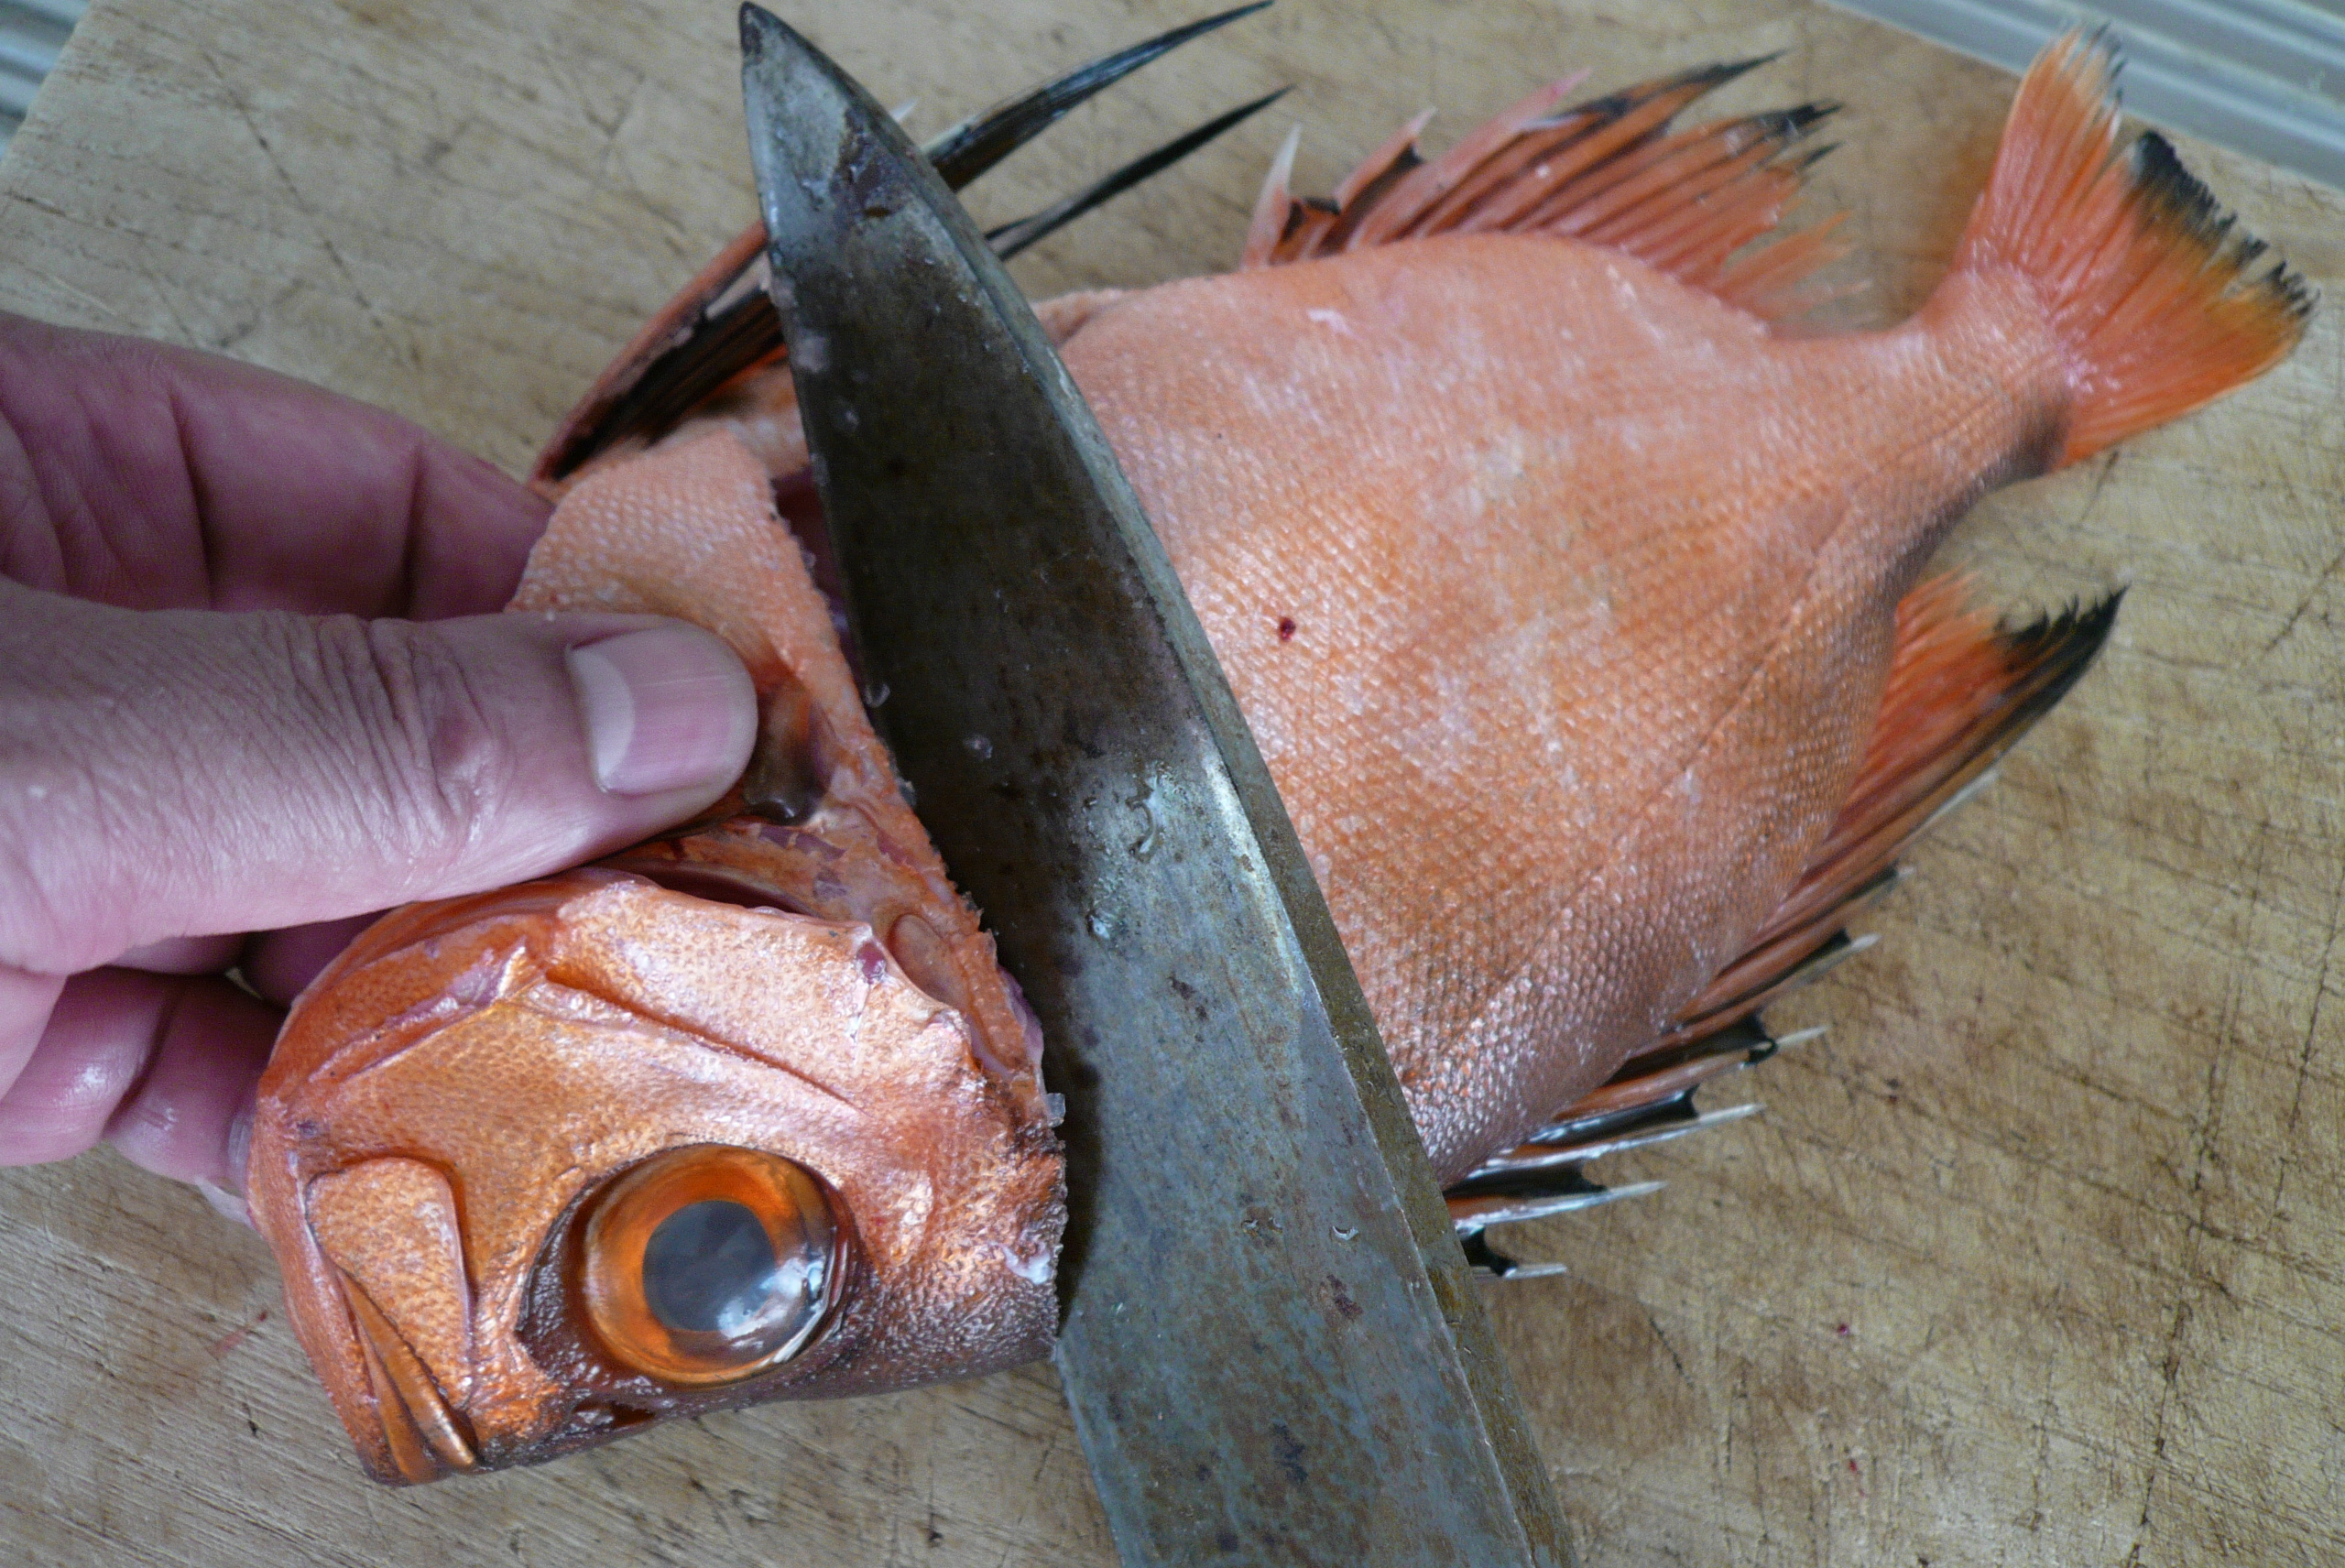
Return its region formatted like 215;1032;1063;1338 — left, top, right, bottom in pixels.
307;616;513;877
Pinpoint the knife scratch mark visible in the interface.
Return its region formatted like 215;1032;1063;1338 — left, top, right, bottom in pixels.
195;45;398;347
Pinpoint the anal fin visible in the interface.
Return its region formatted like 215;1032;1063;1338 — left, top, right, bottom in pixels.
1448;576;2121;1260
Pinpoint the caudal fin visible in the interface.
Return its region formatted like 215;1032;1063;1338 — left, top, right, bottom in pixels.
1956;33;2311;464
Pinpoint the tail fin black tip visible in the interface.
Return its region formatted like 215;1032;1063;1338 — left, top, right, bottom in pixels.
2131;132;2317;324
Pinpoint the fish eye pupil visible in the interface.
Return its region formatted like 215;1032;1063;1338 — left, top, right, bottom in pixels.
642;1199;785;1336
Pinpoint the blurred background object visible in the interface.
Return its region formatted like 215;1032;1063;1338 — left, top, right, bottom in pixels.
0;0;82;154
1827;0;2345;189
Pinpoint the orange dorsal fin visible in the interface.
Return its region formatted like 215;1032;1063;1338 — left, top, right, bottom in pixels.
1946;33;2311;463
1241;59;1849;319
1471;575;2120;1159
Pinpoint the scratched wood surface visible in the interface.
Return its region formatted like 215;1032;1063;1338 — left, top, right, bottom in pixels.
4;0;2342;1563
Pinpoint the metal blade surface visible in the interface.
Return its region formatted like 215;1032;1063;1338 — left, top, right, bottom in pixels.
740;8;1569;1564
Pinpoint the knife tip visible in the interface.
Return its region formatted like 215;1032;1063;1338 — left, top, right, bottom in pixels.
739;2;783;58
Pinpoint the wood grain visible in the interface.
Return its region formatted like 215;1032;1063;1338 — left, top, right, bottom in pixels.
4;1;2341;1563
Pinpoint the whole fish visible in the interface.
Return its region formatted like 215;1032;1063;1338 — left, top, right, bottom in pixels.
248;34;2306;1481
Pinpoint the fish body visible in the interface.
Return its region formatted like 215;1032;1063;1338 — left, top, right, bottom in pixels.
250;37;2307;1479
1062;243;2064;1178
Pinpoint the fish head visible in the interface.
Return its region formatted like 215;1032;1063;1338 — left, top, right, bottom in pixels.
246;862;1063;1483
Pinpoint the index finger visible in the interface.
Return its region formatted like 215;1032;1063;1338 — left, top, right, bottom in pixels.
0;314;550;620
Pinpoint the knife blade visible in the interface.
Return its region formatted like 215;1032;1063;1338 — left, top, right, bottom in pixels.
738;8;1571;1563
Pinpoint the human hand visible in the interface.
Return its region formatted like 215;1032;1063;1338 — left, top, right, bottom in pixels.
0;316;758;1214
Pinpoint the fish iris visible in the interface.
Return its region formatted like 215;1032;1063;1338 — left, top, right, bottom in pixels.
577;1145;840;1383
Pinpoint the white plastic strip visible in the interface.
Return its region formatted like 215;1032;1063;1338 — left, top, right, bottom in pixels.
1825;0;2345;190
0;0;84;154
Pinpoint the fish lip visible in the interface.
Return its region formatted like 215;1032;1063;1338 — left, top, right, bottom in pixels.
337;1275;479;1484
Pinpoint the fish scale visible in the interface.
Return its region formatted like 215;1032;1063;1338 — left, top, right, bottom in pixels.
1058;243;2056;1176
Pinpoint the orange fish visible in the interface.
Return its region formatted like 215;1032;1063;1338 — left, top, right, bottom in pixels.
250;35;2305;1480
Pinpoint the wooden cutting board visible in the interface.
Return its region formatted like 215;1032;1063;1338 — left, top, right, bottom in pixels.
5;1;2340;1563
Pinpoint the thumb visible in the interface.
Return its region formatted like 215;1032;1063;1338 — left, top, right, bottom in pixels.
0;580;759;974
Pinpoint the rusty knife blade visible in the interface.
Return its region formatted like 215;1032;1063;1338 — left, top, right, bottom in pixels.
739;8;1570;1564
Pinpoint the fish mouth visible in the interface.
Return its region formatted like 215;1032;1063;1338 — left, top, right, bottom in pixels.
338;1278;478;1484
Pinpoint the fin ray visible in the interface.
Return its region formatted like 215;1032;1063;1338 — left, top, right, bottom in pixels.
1244;60;1845;318
1482;576;2119;1158
538;6;1276;485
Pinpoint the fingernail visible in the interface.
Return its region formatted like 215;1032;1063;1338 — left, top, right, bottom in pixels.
567;626;758;797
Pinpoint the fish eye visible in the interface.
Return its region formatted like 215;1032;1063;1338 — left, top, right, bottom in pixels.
578;1146;841;1385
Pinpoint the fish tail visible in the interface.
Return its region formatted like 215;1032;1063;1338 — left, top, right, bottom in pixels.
1952;32;2311;464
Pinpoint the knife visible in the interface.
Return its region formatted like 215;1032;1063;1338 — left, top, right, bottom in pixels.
738;8;1572;1563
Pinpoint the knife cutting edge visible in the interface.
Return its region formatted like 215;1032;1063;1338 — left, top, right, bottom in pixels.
739;5;1571;1564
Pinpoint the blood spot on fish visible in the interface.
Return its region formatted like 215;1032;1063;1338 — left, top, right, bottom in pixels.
856;940;889;985
1276;615;1297;642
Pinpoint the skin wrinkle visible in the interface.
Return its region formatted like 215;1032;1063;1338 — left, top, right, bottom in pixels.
0;427;716;973
161;372;222;606
0;606;148;972
354;615;506;879
0;411;55;587
0;671;58;971
0;316;551;618
397;440;431;623
92;624;198;940
26;606;187;965
71;351;190;608
99;972;193;1144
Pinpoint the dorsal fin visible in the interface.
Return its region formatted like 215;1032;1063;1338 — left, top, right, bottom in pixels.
1449;577;2121;1211
1242;60;1849;320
